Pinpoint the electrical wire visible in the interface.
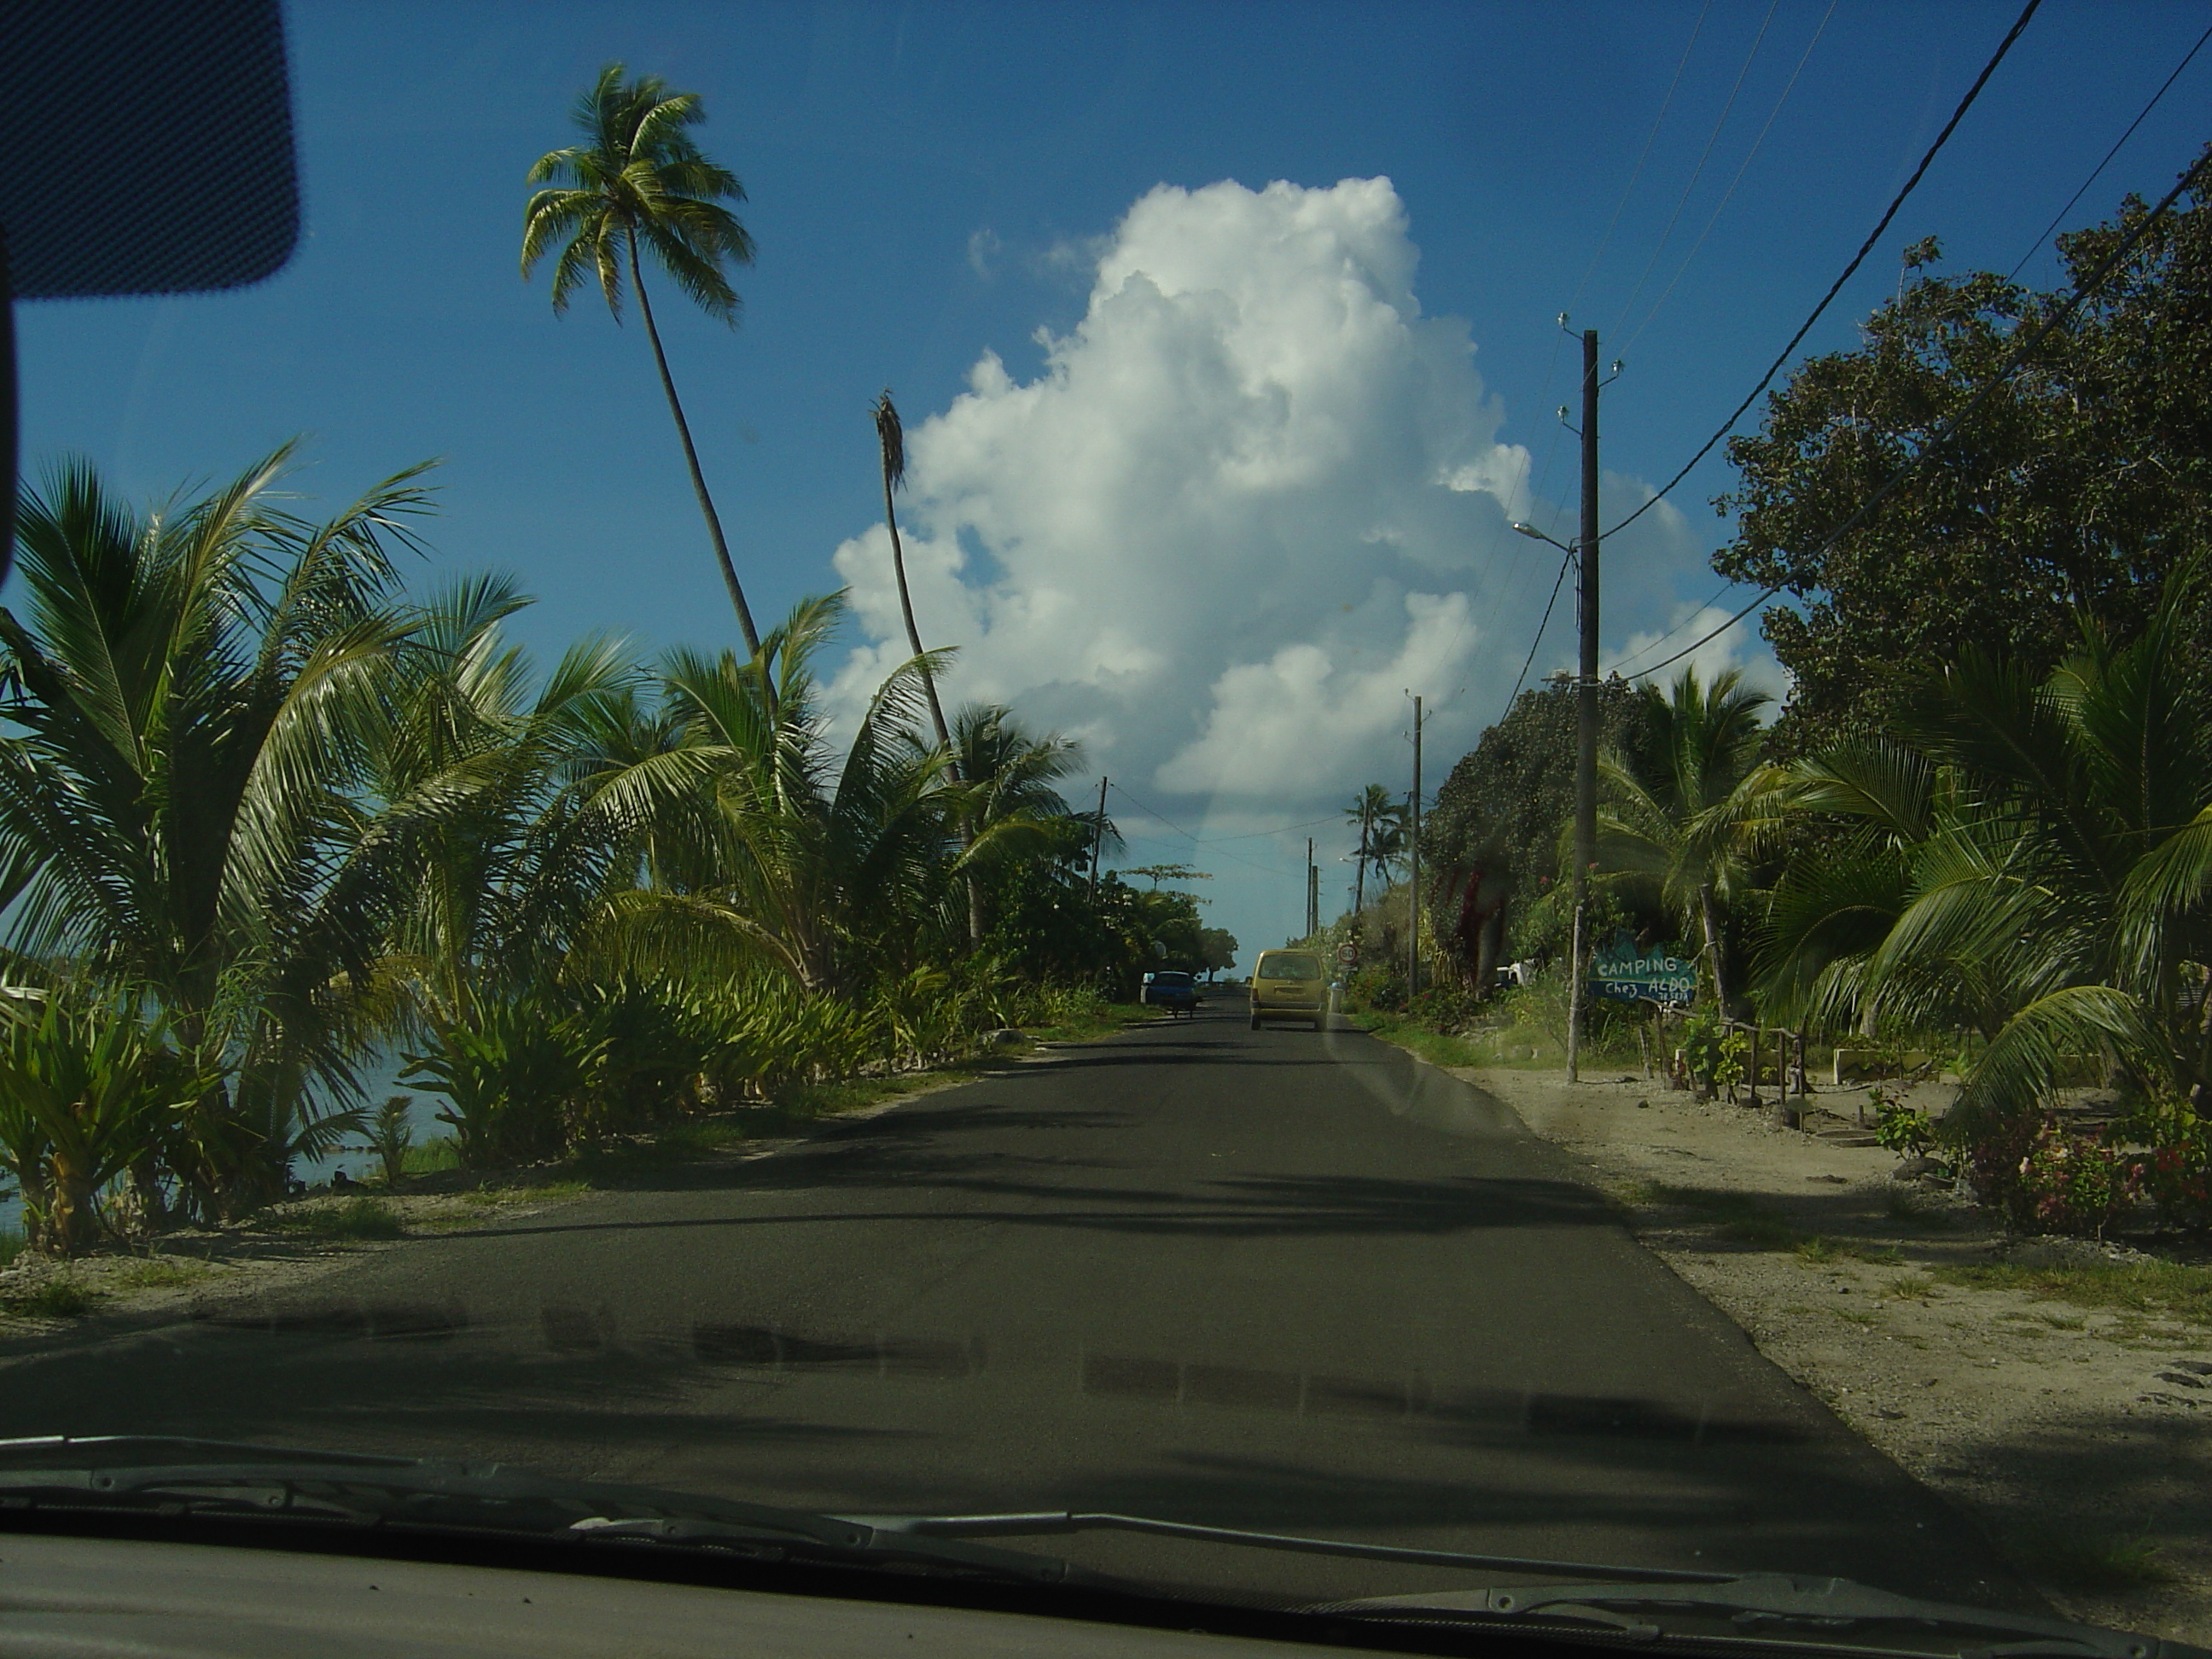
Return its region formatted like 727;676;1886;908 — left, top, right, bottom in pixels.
2004;17;2212;282
1494;543;1579;724
1598;0;2043;543
1522;2;1715;522
1614;11;2202;682
1609;0;1781;342
1107;783;1293;876
1619;0;1839;354
1627;143;2211;680
1608;577;1752;675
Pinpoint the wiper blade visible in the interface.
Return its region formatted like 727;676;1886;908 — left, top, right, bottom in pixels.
1314;1576;2207;1659
842;1509;1731;1584
853;1512;2206;1659
0;1435;1081;1589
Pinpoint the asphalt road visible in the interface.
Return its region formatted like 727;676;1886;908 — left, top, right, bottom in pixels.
0;994;2024;1607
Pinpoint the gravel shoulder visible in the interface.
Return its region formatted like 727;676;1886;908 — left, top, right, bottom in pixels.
1452;1061;2212;1645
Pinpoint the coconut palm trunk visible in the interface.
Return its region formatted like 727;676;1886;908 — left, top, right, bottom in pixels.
627;232;761;658
874;391;979;945
1698;882;1728;1016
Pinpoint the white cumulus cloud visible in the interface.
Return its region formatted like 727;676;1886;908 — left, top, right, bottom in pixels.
828;176;1726;883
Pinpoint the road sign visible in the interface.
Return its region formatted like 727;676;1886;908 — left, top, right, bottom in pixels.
1337;945;1358;964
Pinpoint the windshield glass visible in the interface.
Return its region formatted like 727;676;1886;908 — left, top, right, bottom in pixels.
8;2;2212;1648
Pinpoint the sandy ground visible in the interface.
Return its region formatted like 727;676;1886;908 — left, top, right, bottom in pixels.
1456;1061;2212;1644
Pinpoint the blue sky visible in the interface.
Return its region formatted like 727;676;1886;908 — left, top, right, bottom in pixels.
16;0;2209;963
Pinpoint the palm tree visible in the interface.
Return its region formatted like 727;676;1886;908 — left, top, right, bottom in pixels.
1596;667;1787;1015
522;63;764;657
599;594;966;996
873;391;952;753
1760;588;2212;1127
1345;783;1407;913
0;447;435;1219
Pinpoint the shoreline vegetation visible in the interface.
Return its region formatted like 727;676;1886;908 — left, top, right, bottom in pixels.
0;1001;1155;1327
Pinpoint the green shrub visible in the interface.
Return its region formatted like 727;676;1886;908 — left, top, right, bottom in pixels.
1679;1010;1746;1097
1870;1086;1936;1158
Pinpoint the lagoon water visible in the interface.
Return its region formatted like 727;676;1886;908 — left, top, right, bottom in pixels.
1;1050;450;1245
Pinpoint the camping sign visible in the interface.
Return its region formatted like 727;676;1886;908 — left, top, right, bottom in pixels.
1589;934;1696;1005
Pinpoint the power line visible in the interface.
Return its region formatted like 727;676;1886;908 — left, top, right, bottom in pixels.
1615;15;2203;684
1609;577;1753;675
1107;783;1295;876
1495;543;1578;724
1619;0;1839;354
1609;0;1781;342
1523;2;1714;521
1598;0;2043;543
2004;17;2212;283
1630;143;2212;680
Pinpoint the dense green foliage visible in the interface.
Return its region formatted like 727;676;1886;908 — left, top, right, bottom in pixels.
0;456;1173;1254
1714;159;2212;755
1423;673;1661;964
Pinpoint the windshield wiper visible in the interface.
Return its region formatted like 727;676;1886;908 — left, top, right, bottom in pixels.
852;1512;2207;1659
1312;1578;2207;1659
0;1435;1082;1590
844;1508;1732;1584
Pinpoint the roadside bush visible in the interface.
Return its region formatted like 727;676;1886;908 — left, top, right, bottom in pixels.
1406;984;1481;1032
1870;1085;1937;1159
1964;1115;2138;1236
1679;1010;1746;1099
1347;964;1406;1013
2122;1096;2212;1232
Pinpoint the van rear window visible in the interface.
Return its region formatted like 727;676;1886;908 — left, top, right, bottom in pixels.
1257;955;1321;981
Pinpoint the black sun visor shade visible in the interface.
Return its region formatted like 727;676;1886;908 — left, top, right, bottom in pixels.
1;0;300;299
0;0;300;583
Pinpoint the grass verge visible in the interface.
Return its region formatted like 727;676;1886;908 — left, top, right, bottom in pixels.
2008;1528;2174;1592
268;1196;405;1242
1027;1000;1149;1043
0;1277;103;1320
1931;1257;2212;1326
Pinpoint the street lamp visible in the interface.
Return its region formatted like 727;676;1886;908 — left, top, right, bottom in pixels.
1511;521;1572;551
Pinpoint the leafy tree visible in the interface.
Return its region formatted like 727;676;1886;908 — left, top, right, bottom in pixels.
523;64;765;655
1196;927;1239;978
1596;667;1788;1015
1714;157;2212;754
1425;673;1661;966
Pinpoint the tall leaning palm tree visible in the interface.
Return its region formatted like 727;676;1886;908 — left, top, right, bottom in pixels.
873;391;952;754
522;63;764;657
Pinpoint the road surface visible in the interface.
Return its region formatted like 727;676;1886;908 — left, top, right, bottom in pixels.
0;992;2023;1606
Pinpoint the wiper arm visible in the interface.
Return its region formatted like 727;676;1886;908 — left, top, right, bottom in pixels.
0;1435;1080;1589
843;1509;1732;1584
1314;1577;2203;1659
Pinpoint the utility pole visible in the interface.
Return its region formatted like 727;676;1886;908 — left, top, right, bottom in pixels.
1568;328;1601;1085
1088;776;1109;890
1408;695;1423;998
1305;839;1315;937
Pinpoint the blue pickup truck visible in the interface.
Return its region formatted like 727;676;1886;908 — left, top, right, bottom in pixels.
1139;970;1200;1017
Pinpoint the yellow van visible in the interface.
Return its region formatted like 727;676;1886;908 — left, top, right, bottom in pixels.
1249;949;1328;1030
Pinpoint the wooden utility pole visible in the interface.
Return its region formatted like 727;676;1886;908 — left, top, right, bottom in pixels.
1408;695;1423;998
1089;776;1109;890
1568;328;1602;1084
1306;838;1318;938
